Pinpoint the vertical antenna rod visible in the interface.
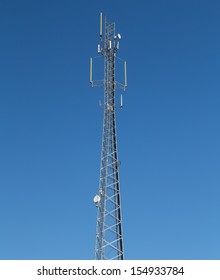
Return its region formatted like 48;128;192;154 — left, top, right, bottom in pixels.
100;12;103;38
90;57;93;86
124;61;127;88
90;13;127;260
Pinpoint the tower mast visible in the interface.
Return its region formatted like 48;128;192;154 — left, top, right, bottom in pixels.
90;13;127;260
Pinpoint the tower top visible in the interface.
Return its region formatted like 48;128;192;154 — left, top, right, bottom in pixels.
90;12;127;91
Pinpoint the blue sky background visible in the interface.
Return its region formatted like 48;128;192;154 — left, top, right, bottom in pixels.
0;0;220;260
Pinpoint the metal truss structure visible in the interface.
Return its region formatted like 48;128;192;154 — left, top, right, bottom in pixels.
90;13;127;260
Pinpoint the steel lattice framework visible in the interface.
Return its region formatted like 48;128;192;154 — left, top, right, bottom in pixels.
90;13;127;260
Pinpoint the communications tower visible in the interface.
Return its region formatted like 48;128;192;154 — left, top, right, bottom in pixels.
90;13;127;260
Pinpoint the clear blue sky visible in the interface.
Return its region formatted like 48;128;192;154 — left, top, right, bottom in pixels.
0;0;220;260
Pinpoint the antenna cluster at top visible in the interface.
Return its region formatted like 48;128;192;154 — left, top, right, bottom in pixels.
90;12;127;94
98;12;121;55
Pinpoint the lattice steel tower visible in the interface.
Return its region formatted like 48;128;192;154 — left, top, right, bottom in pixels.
90;13;127;260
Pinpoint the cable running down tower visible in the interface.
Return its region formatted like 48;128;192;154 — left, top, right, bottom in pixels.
90;13;127;260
